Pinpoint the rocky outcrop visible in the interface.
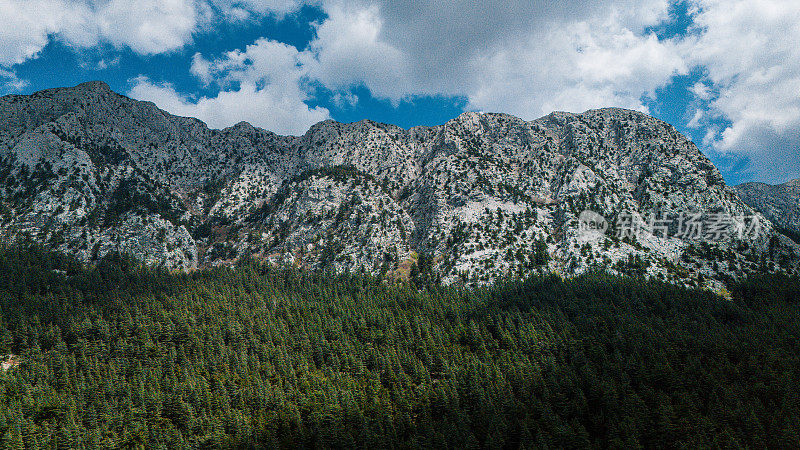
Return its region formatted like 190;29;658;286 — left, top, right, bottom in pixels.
1;82;797;286
736;179;800;237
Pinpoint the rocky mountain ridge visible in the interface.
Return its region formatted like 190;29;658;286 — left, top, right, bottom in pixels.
1;81;797;288
736;179;800;238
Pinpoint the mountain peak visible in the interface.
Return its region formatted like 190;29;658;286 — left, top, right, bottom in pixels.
736;178;800;235
1;83;796;285
74;80;112;92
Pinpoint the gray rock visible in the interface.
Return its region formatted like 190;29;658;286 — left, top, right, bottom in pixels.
1;82;797;287
736;179;800;237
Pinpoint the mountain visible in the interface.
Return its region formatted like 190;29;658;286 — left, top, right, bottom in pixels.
736;178;800;239
1;81;797;287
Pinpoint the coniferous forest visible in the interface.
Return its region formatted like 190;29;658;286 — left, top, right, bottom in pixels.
0;244;799;448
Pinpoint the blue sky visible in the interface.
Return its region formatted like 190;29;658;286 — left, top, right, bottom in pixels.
1;0;798;185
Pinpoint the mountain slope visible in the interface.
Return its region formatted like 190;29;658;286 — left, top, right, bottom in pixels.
1;82;797;286
736;179;800;239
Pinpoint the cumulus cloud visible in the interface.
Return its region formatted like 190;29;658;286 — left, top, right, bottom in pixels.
682;0;800;183
128;39;330;135
212;0;306;19
0;69;28;94
304;3;410;99
0;0;207;66
92;0;203;54
0;0;307;68
0;0;87;66
466;20;687;117
301;0;682;117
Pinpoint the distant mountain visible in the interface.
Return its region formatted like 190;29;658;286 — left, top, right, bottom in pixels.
736;178;800;241
1;82;797;287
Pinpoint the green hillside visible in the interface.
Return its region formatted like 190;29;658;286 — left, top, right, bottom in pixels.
0;244;799;448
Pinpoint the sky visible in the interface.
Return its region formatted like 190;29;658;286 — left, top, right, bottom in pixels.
1;0;798;185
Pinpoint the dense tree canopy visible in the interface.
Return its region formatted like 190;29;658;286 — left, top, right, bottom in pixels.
0;244;798;448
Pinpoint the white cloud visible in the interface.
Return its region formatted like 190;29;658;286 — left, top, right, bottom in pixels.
331;91;358;108
91;56;121;70
682;0;800;183
300;0;682;117
466;20;686;117
92;0;202;54
0;68;28;93
190;52;214;85
0;0;203;66
689;81;712;101
0;0;307;68
128;39;330;135
212;0;306;19
0;0;88;66
304;3;410;99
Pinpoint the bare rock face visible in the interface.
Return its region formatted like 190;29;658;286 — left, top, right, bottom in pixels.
736;179;800;237
1;82;797;286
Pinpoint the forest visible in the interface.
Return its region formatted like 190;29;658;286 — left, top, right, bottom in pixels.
0;243;799;448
